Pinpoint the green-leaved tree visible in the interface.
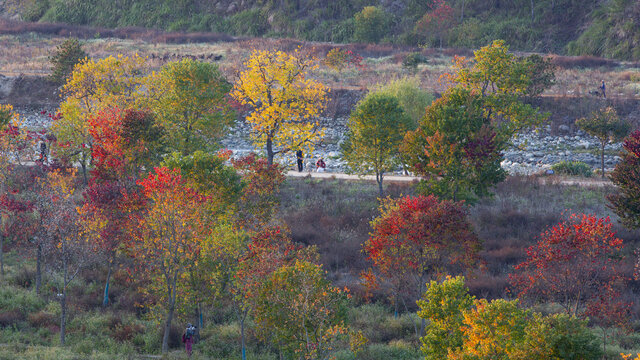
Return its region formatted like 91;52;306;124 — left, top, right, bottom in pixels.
576;106;630;178
342;93;412;197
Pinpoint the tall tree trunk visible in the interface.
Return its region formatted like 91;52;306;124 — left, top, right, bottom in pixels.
240;314;247;360
81;152;88;186
376;171;384;198
60;292;67;346
460;0;465;22
102;256;114;307
601;141;606;178
162;274;178;354
530;0;534;22
60;250;68;346
35;242;42;295
162;300;175;354
266;137;274;165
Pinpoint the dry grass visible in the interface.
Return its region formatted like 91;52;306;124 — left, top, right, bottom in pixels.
1;29;639;101
279;176;640;303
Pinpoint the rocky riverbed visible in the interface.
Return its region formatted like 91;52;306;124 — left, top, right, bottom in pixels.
15;106;625;177
221;115;623;176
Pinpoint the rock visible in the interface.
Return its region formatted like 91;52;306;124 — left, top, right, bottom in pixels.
558;124;570;133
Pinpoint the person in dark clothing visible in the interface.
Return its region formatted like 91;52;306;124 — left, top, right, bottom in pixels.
38;142;47;162
296;150;304;172
316;157;326;172
182;323;196;357
600;80;606;99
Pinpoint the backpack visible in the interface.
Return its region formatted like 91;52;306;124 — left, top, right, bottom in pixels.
186;327;194;339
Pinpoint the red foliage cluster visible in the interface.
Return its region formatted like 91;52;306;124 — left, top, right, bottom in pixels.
509;214;629;323
364;195;480;309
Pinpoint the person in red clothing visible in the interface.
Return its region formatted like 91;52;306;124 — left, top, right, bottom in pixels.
182;323;196;357
316;157;326;172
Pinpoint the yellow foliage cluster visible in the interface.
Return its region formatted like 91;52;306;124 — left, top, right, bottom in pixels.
232;49;329;163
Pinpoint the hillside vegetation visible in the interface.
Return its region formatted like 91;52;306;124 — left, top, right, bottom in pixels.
4;0;640;60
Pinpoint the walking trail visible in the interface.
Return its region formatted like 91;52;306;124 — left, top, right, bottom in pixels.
285;171;613;187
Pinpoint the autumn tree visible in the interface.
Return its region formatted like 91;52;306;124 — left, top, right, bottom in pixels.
162;150;243;213
609;130;640;229
415;0;456;48
79;108;164;307
53;54;149;183
127;167;210;354
363;195;480;331
402;88;505;202
418;276;475;360
342;93;412;197
576;107;630;178
509;214;628;319
149;59;235;155
230;226;316;360
88;108;164;181
419;276;602;360
403;40;549;200
231;153;286;230
254;259;349;359
35;169;93;345
232;50;329;165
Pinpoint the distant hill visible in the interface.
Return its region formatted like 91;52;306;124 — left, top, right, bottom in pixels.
3;0;639;61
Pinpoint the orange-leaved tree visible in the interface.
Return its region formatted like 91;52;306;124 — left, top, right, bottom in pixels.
80;108;164;307
363;195;481;335
232;50;329;165
126;167;210;354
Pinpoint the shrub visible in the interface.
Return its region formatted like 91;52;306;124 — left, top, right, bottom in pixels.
48;38;87;84
0;310;24;327
551;161;593;177
27;311;56;328
402;52;427;71
0;286;46;315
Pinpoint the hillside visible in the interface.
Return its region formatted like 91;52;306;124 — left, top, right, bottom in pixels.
1;0;639;60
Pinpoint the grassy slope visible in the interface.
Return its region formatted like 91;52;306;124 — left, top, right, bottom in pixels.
1;176;639;358
10;0;640;60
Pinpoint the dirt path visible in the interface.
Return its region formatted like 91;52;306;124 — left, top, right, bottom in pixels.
286;171;613;187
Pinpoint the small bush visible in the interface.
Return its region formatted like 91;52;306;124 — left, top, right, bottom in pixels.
8;267;34;289
0;310;24;327
0;286;46;315
27;311;56;328
551;161;593;177
402;52;427;71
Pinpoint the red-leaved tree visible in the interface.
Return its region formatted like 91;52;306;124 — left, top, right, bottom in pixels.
126;167;210;354
509;214;629;320
81;108;163;307
415;0;456;48
363;195;480;335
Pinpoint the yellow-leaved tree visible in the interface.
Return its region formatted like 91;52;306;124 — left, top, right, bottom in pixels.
232;49;329;165
53;54;149;183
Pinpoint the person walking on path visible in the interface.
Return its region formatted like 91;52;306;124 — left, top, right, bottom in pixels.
182;323;196;357
296;149;304;172
600;80;606;99
316;157;326;172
